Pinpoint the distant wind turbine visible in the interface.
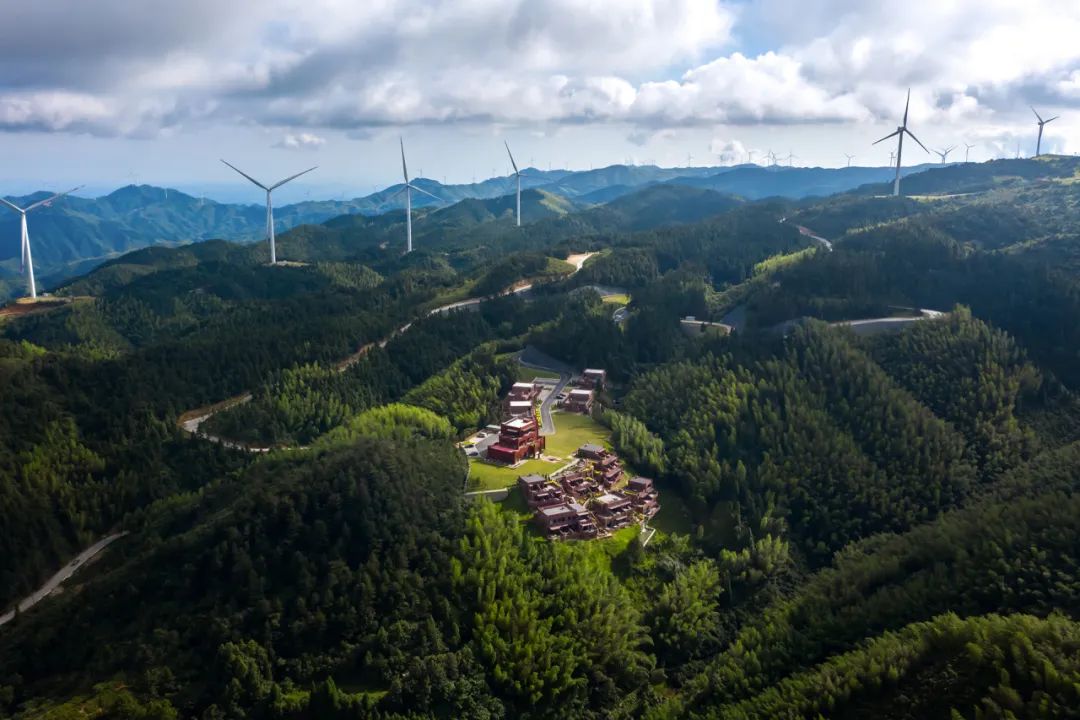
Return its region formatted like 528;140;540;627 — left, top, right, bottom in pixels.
872;89;929;196
964;143;976;163
844;153;855;167
506;140;523;227
220;160;316;264
1031;107;1059;157
934;146;956;165
889;150;896;166
0;186;82;299
393;138;441;253
747;150;756;164
785;151;796;167
766;149;776;166
687;153;693;167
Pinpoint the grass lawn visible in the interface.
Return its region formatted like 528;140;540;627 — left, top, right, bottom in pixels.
544;411;612;457
467;411;613;490
601;293;631;305
516;364;561;382
468;456;562;491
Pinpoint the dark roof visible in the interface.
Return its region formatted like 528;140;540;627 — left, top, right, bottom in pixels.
580;443;605;454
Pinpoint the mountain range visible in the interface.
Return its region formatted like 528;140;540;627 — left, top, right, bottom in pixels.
1;162;937;301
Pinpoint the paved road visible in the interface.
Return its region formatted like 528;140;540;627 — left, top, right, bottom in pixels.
795;224;833;251
0;532;127;628
538;373;571;436
518;346;577;435
181;254;597;452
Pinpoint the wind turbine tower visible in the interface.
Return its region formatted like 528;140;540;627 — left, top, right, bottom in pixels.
934;146;956;165
872;89;929;196
395;139;441;253
220;160;316;264
785;151;796;167
0;186;82;299
1031;107;1059;157
844;153;855;168
506;141;523;227
964;143;975;163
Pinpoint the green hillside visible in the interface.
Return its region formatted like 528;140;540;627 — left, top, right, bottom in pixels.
4;156;1080;719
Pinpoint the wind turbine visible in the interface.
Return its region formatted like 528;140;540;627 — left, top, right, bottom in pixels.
1031;107;1059;157
934;146;956;165
844;153;855;167
785;151;796;167
0;186;82;299
889;150;896;166
394;138;441;253
964;143;976;163
747;150;756;164
220;160;316;265
872;88;929;196
506;141;523;227
765;149;775;166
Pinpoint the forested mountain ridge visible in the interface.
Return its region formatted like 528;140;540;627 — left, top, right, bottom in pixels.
3;156;1080;719
2;162;939;301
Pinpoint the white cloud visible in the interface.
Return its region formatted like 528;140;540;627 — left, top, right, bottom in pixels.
0;0;1077;155
710;138;746;164
274;132;326;150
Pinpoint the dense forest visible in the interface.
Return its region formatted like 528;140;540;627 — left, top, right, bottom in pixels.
2;156;1080;719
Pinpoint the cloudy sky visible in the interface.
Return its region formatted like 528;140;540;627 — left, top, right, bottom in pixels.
1;0;1078;201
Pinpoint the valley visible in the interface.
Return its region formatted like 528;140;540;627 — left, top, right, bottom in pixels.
2;155;1080;719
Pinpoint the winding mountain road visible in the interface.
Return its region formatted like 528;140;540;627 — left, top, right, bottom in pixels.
1;532;128;629
180;252;600;451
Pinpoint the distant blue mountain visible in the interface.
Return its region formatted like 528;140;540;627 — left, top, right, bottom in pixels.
1;162;930;300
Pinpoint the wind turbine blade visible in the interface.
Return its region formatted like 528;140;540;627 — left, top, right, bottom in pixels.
872;129;901;145
1046;116;1059;124
270;166;318;190
25;185;83;212
0;196;22;213
902;88;911;126
505;141;519;174
904;128;930;154
388;186;407;202
408;184;441;202
400;138;409;183
220;160;268;190
1031;106;1044;123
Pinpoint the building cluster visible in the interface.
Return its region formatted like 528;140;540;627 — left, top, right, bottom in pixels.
518;442;659;540
559;368;606;415
505;380;542;419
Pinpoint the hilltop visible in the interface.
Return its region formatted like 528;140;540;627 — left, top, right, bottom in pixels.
2;162;949;301
3;156;1080;718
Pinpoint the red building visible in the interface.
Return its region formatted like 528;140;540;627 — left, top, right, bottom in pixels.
627;476;660;518
535;502;598;539
578;443;607;460
519;473;565;509
507;400;533;418
591;492;633;530
486;417;546;465
564;389;594;414
581;368;606;390
508;382;541;402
